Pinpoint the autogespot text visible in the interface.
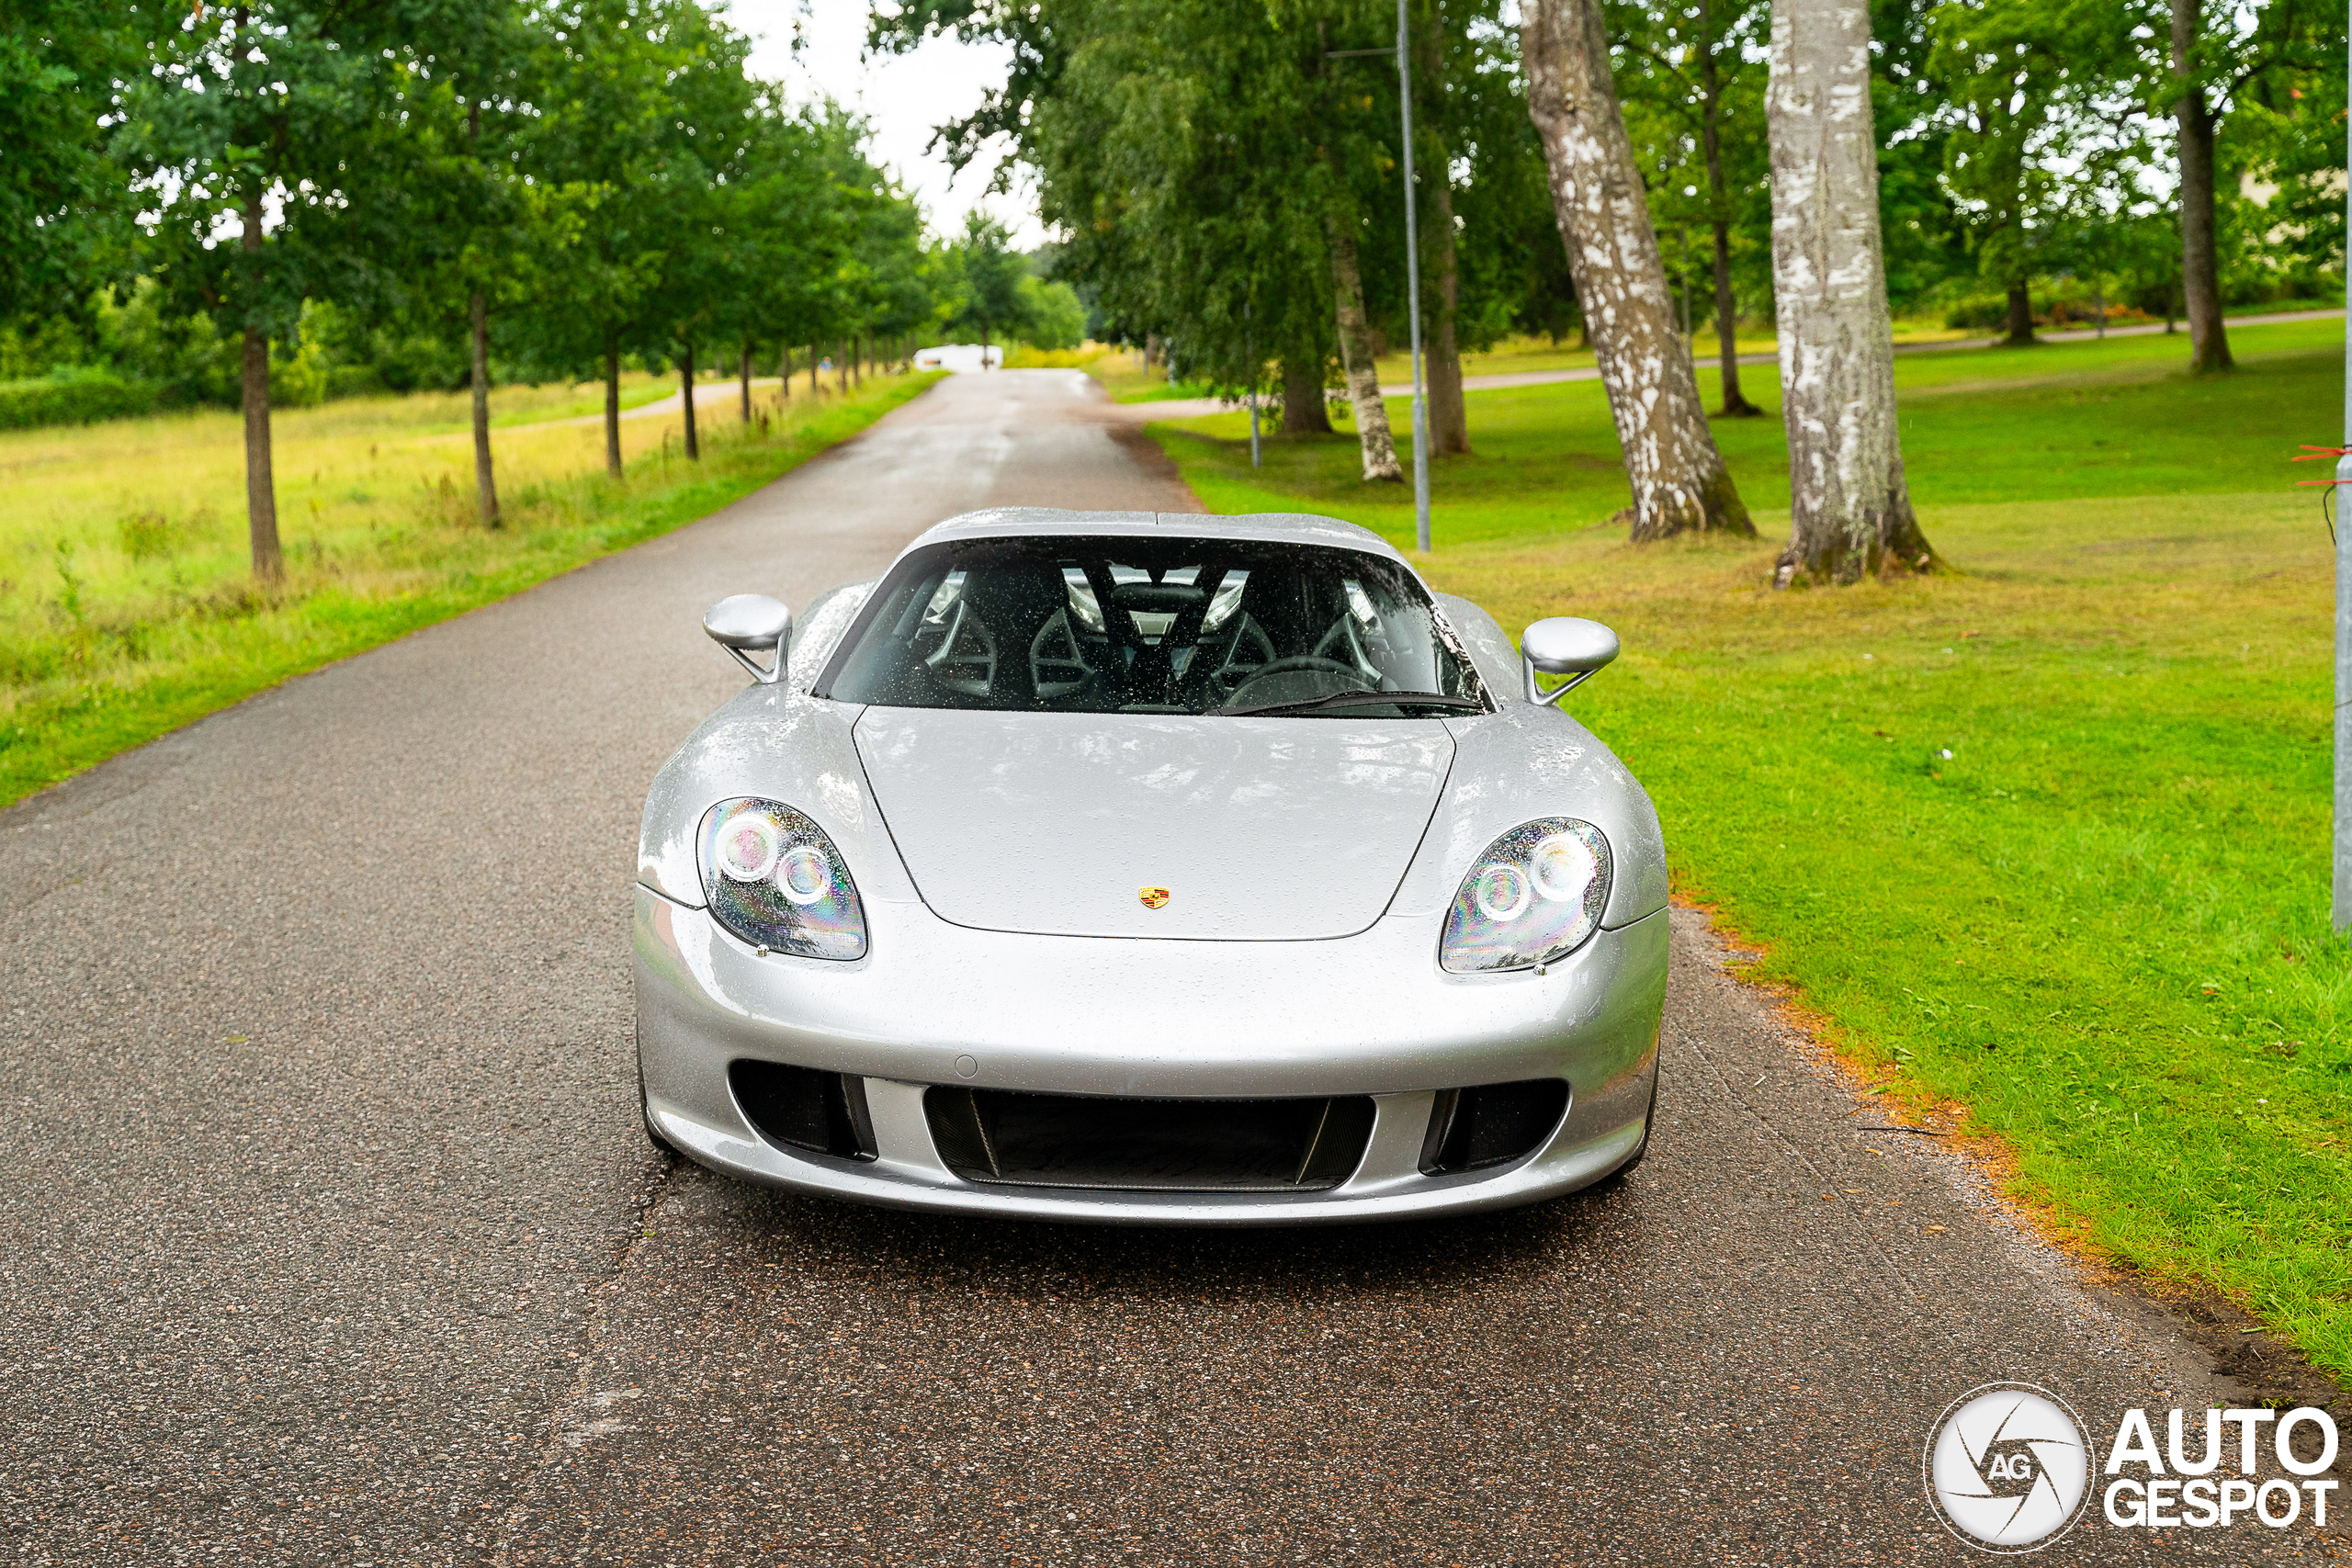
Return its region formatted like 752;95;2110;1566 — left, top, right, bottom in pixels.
2100;1406;2337;1531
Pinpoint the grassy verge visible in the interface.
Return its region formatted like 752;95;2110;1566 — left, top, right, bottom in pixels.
1148;321;2352;1379
1;371;942;807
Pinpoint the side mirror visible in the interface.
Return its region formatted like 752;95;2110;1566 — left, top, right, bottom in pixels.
1520;616;1618;706
704;593;793;685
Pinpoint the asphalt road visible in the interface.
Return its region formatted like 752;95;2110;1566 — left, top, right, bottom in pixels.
1;369;2335;1565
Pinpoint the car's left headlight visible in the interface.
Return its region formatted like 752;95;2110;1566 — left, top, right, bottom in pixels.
697;797;866;960
1440;818;1612;973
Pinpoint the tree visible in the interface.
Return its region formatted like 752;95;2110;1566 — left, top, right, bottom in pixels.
945;212;1034;361
129;1;403;581
888;0;1404;481
525;0;714;475
2166;0;2232;371
635;7;758;460
1;3;133;321
389;0;537;522
1523;0;1752;539
1609;0;1771;416
1929;0;2136;347
1763;0;1936;584
2145;0;2340;373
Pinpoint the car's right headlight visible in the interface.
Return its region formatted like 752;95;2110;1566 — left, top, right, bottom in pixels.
1440;818;1612;973
697;797;866;960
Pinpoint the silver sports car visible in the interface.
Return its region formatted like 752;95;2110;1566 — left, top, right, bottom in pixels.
633;507;1667;1224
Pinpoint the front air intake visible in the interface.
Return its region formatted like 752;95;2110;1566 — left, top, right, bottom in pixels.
1419;1079;1569;1174
729;1061;877;1162
924;1088;1375;1191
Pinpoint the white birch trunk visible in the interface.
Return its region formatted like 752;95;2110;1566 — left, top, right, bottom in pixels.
1522;0;1751;539
1763;0;1935;584
1329;218;1403;483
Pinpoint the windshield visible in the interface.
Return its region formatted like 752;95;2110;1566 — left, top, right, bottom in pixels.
818;535;1487;717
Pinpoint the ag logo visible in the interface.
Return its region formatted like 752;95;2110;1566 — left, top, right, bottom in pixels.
1924;1382;2090;1552
1137;886;1170;909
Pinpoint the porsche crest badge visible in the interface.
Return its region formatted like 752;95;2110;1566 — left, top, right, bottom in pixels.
1138;886;1171;910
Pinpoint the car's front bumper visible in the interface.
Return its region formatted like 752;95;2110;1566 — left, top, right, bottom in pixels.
633;885;1667;1225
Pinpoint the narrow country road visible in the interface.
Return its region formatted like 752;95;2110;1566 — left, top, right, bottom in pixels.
0;370;2331;1565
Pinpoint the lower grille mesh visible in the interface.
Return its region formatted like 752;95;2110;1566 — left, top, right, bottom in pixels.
924;1088;1375;1192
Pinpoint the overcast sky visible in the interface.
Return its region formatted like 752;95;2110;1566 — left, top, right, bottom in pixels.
722;0;1046;247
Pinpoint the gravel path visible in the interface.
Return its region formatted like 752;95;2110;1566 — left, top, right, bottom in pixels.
0;368;2333;1563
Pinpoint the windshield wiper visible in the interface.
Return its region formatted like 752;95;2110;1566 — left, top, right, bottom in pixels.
1209;689;1484;718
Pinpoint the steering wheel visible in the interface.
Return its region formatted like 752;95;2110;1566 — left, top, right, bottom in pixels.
1207;615;1277;694
1223;655;1365;709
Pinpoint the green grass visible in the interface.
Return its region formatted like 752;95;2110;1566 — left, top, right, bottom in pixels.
0;372;941;807
1148;320;2352;1379
1159;317;2346;537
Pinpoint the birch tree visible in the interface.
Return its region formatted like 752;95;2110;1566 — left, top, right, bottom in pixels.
1522;0;1750;539
1763;0;1937;584
1326;209;1404;481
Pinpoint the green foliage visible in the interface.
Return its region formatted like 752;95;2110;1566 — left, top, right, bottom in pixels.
0;369;160;431
1607;0;1772;322
1019;278;1089;351
944;211;1037;349
0;2;136;317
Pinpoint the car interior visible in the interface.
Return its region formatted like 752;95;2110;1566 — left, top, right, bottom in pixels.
820;536;1485;716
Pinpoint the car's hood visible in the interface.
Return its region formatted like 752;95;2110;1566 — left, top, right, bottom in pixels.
854;708;1454;940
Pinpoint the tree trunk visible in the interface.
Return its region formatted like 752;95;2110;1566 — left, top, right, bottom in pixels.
740;338;752;422
836;341;850;392
1282;355;1334;434
463;97;501;527
1763;0;1936;585
1523;0;1751;540
240;323;281;581
1708;221;1758;415
1698;32;1759;417
1327;217;1403;482
1424;174;1470;456
237;192;282;581
778;343;791;400
469;291;500;525
2004;280;2035;344
853;332;865;388
603;343;623;477
2170;0;2232;372
679;343;698;460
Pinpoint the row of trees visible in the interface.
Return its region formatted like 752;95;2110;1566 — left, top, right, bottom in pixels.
3;0;1081;581
886;0;2343;581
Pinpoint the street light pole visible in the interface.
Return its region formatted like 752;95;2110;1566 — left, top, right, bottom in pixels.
1396;0;1430;554
1247;301;1261;469
1328;16;1432;551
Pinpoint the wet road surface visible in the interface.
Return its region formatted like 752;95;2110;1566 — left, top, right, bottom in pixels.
1;370;2332;1563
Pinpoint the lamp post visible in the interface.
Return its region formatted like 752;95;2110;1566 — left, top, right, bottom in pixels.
1330;0;1431;554
1246;300;1261;469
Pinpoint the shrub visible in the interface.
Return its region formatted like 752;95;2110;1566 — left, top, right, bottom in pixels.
0;369;162;431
